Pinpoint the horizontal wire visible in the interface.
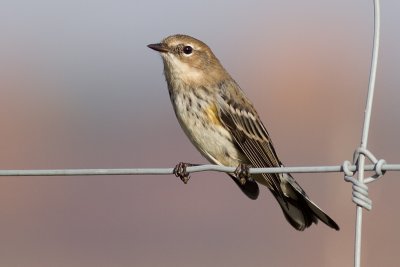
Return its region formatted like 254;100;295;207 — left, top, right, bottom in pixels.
0;163;399;176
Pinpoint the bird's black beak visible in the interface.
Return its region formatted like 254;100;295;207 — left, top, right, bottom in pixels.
147;43;169;53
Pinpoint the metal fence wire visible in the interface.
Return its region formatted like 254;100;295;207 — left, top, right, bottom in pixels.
0;1;390;267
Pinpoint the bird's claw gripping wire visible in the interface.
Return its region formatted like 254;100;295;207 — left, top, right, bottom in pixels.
173;162;192;184
343;147;386;210
234;163;252;185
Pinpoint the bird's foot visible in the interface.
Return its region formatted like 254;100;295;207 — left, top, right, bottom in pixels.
173;162;192;184
234;163;252;185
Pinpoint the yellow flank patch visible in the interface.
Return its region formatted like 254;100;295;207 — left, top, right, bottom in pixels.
205;103;222;126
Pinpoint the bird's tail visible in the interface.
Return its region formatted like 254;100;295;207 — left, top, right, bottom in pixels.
274;173;339;231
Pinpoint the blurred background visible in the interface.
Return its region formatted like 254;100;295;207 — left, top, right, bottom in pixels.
0;1;399;266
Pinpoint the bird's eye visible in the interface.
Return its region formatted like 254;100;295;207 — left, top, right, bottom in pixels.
183;45;193;55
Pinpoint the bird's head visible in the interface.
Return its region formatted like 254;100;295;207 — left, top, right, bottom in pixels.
148;34;230;87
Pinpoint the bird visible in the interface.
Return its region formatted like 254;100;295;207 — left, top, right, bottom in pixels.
148;34;339;231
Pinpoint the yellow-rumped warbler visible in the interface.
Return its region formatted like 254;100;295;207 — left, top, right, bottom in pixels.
148;34;339;231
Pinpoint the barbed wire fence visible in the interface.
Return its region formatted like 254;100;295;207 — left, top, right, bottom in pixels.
0;0;393;266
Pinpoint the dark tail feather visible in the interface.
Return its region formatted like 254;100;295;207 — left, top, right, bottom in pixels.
229;174;260;200
276;173;340;231
305;197;340;230
276;193;339;231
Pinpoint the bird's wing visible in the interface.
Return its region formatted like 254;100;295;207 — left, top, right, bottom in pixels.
216;84;284;198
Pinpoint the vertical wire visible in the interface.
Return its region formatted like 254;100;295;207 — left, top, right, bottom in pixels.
354;1;380;266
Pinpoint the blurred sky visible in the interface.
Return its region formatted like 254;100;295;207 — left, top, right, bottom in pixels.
0;1;399;266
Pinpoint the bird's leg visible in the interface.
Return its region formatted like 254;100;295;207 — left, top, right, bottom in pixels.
173;162;197;184
234;163;252;185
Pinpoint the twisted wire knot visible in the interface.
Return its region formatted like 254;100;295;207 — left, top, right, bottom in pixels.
343;148;386;210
